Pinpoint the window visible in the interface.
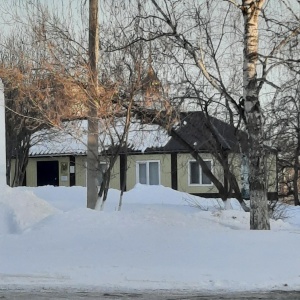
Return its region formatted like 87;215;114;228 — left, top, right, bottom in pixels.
189;160;213;185
136;161;160;185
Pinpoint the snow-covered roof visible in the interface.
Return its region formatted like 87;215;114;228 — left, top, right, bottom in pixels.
29;112;243;157
29;119;171;156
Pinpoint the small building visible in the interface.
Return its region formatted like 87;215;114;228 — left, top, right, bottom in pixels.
10;112;278;199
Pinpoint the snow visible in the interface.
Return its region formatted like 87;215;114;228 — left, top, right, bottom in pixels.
29;119;170;155
1;184;300;293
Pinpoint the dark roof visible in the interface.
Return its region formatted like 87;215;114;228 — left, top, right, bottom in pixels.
122;111;245;154
162;111;244;153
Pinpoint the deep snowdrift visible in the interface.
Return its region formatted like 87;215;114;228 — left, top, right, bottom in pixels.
0;184;300;292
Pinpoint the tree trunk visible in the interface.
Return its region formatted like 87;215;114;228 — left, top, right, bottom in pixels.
293;162;299;206
118;153;127;211
87;0;99;209
243;0;270;229
293;129;300;206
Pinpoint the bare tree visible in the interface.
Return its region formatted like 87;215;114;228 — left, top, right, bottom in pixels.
3;0;299;225
0;30;69;186
0;1;142;211
101;1;249;211
107;0;300;229
239;0;270;229
268;79;300;206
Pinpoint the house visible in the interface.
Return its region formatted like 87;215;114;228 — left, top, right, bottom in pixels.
10;112;278;199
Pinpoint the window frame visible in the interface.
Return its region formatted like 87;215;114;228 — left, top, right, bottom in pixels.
188;159;214;186
136;160;161;185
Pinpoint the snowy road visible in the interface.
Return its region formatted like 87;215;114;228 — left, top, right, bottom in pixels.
1;289;300;299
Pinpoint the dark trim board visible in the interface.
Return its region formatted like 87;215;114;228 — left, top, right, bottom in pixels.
171;153;178;190
191;192;278;201
22;171;27;186
69;155;76;186
124;149;212;155
268;192;278;201
191;193;221;198
120;154;127;192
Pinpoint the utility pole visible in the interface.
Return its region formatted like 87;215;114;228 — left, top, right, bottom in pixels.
87;0;99;209
0;79;6;186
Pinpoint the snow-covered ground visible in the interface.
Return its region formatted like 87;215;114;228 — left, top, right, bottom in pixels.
1;184;300;293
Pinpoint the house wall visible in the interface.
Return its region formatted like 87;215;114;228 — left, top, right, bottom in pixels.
12;155;120;189
109;157;120;190
229;152;277;200
9;159;15;186
74;156;86;187
24;156;70;187
126;153;172;190
266;152;277;193
176;153;223;194
228;153;243;189
12;151;278;199
228;152;277;192
74;156;120;189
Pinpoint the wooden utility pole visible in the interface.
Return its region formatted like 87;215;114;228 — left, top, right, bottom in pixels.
87;0;99;209
0;79;6;186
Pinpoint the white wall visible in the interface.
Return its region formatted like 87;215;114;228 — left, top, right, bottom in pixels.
0;79;6;185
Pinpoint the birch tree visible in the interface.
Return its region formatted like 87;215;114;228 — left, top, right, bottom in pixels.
234;0;299;227
140;0;271;229
239;0;269;229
